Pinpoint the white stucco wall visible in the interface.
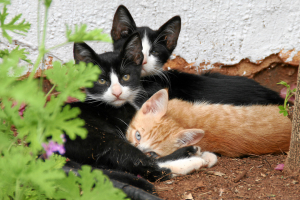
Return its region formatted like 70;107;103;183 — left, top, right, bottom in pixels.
1;0;300;69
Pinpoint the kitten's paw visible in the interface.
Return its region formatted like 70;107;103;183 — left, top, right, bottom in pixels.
158;157;207;177
201;151;218;168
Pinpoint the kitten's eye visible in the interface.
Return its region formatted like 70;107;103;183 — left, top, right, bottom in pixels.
135;131;141;141
122;74;130;81
150;50;159;56
98;78;106;84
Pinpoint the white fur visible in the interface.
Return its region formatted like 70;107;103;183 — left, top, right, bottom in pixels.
158;151;217;176
201;151;218;168
158;157;207;177
141;32;161;77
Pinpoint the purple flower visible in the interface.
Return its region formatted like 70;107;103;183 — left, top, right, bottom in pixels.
42;139;65;158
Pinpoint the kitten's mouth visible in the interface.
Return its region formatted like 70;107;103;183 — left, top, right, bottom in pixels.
113;98;125;102
112;98;126;106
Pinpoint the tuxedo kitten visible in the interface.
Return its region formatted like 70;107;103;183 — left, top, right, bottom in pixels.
127;89;291;158
65;33;216;189
74;33;144;110
110;5;284;107
111;5;180;77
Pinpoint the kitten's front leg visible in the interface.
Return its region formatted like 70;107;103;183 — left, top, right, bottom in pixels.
157;147;218;176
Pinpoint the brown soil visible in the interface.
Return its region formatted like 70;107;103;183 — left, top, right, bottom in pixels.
154;154;300;200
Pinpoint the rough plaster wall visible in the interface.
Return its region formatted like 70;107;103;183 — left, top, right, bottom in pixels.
1;0;300;70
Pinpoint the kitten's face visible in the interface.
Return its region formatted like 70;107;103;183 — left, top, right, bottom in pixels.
127;89;181;157
73;33;143;108
126;89;205;157
111;5;181;77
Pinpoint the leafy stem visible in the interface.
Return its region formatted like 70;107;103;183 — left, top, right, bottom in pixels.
44;83;57;101
277;81;296;116
28;4;49;81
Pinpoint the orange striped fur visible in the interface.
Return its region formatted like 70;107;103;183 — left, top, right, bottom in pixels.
126;89;292;157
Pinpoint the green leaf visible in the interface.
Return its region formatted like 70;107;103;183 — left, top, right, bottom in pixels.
0;0;10;5
43;0;52;8
0;46;32;63
278;105;285;111
54;166;128;199
78;166;128;200
0;6;31;43
279;110;288;116
66;24;112;43
53;171;81;199
45;61;101;102
277;80;289;88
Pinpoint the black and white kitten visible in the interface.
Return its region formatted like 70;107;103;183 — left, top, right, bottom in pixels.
73;33;144;110
110;5;284;107
65;33;215;194
111;5;180;77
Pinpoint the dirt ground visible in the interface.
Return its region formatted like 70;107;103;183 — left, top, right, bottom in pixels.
153;154;300;200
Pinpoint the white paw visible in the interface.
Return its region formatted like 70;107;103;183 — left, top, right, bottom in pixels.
158;157;207;177
201;151;218;168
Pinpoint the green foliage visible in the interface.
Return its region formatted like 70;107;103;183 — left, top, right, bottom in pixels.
66;24;112;43
277;81;296;116
55;166;129;199
45;61;101;102
0;46;32;63
0;1;126;200
0;0;10;5
0;5;31;43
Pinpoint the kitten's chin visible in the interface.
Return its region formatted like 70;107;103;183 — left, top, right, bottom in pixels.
110;99;126;107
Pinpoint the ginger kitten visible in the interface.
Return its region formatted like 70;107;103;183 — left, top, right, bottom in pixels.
126;89;292;157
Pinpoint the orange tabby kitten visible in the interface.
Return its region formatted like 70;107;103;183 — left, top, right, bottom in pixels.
126;89;292;157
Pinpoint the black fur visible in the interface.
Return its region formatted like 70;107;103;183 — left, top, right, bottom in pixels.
135;70;284;107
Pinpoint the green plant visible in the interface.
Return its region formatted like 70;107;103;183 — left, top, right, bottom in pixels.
0;0;127;199
277;81;296;116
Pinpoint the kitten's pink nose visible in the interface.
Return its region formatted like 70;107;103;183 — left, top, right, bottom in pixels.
142;56;147;65
112;84;122;98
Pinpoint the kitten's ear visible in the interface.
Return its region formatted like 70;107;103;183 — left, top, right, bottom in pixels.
111;5;137;42
158;16;181;51
141;89;168;118
175;129;205;147
121;32;144;66
73;42;97;64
